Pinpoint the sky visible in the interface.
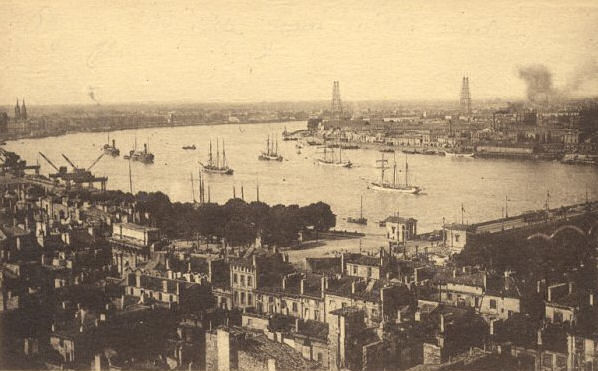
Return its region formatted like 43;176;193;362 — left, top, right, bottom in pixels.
1;0;598;105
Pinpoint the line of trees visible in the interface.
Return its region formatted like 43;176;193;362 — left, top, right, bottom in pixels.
70;189;336;247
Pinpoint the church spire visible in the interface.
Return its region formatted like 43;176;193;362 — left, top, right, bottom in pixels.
14;98;21;121
21;98;27;120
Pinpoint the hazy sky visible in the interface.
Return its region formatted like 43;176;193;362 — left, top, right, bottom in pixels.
1;0;598;105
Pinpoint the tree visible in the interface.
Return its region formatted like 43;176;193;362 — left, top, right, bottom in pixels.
224;220;256;247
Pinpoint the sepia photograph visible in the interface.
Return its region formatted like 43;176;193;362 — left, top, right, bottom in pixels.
1;0;598;370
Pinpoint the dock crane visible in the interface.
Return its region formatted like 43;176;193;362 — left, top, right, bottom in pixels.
37;152;107;191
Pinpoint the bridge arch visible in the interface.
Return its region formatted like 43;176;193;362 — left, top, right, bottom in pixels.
527;233;553;242
550;225;587;240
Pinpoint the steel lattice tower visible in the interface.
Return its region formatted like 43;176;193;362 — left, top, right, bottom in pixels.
460;76;471;115
331;81;343;120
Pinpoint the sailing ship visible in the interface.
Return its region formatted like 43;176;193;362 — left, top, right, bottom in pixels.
200;139;234;175
258;135;283;161
316;146;352;168
369;153;421;194
347;195;367;225
102;135;120;156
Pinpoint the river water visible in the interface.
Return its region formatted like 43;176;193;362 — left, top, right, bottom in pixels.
6;121;598;234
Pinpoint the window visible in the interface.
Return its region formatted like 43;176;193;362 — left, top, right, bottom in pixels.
241;292;246;305
367;267;372;278
292;302;298;312
314;310;320;321
234;292;239;303
447;293;452;300
240;275;245;287
317;353;323;362
248;294;253;305
247;319;252;326
247;276;252;288
233;274;238;284
554;311;563;323
489;299;497;309
455;234;460;242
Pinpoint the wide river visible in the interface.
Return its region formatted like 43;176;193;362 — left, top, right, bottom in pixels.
6;121;598;234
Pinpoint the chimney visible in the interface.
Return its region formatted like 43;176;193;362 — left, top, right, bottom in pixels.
320;277;326;298
440;313;445;333
51;323;56;332
300;279;305;295
295;318;300;332
590;293;594;307
351;281;356;295
120;294;125;310
176;282;181;295
568;282;574;295
341;253;345;273
282;276;286;290
80;308;86;324
208;260;213;282
187;261;191;272
483;272;488;290
489;319;495;336
79;325;84;333
166;257;170;270
41;254;46;265
252;254;257;267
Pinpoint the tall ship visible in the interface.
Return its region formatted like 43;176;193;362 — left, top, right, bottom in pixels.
369;153;421;194
102;136;120;156
200;139;233;175
316;146;352;168
258;135;283;161
347;195;367;225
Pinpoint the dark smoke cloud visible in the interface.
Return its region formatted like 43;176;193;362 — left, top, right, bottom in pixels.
517;64;559;103
518;60;598;104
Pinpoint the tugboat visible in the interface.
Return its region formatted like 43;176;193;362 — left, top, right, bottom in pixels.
129;143;154;164
369;153;421;194
200;139;233;175
103;137;120;156
258;135;283;161
444;147;475;158
182;145;197;150
316;146;352;168
347;195;367;225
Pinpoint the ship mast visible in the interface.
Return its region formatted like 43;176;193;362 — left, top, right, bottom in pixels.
360;195;363;219
222;140;227;167
404;155;409;186
216;139;220;168
208;140;213;167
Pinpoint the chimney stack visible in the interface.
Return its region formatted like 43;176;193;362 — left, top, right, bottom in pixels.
300;279;305;295
320;276;326;298
282;276;286;290
568;282;574;295
351;281;356;295
440;313;445;333
295;318;300;333
590;293;594;307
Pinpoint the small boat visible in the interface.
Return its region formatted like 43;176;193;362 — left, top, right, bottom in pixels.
379;147;395;153
341;144;359;150
129;143;154;164
347;195;367;225
444;149;475;158
182;145;197;150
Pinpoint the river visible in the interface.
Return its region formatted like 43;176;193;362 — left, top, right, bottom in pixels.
5;121;598;234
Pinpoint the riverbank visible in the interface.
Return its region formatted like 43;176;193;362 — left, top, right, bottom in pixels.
0;118;301;144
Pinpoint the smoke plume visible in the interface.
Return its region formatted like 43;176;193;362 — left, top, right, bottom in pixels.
518;60;598;104
88;86;100;105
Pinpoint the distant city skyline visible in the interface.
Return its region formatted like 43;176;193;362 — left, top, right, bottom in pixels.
1;0;598;105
